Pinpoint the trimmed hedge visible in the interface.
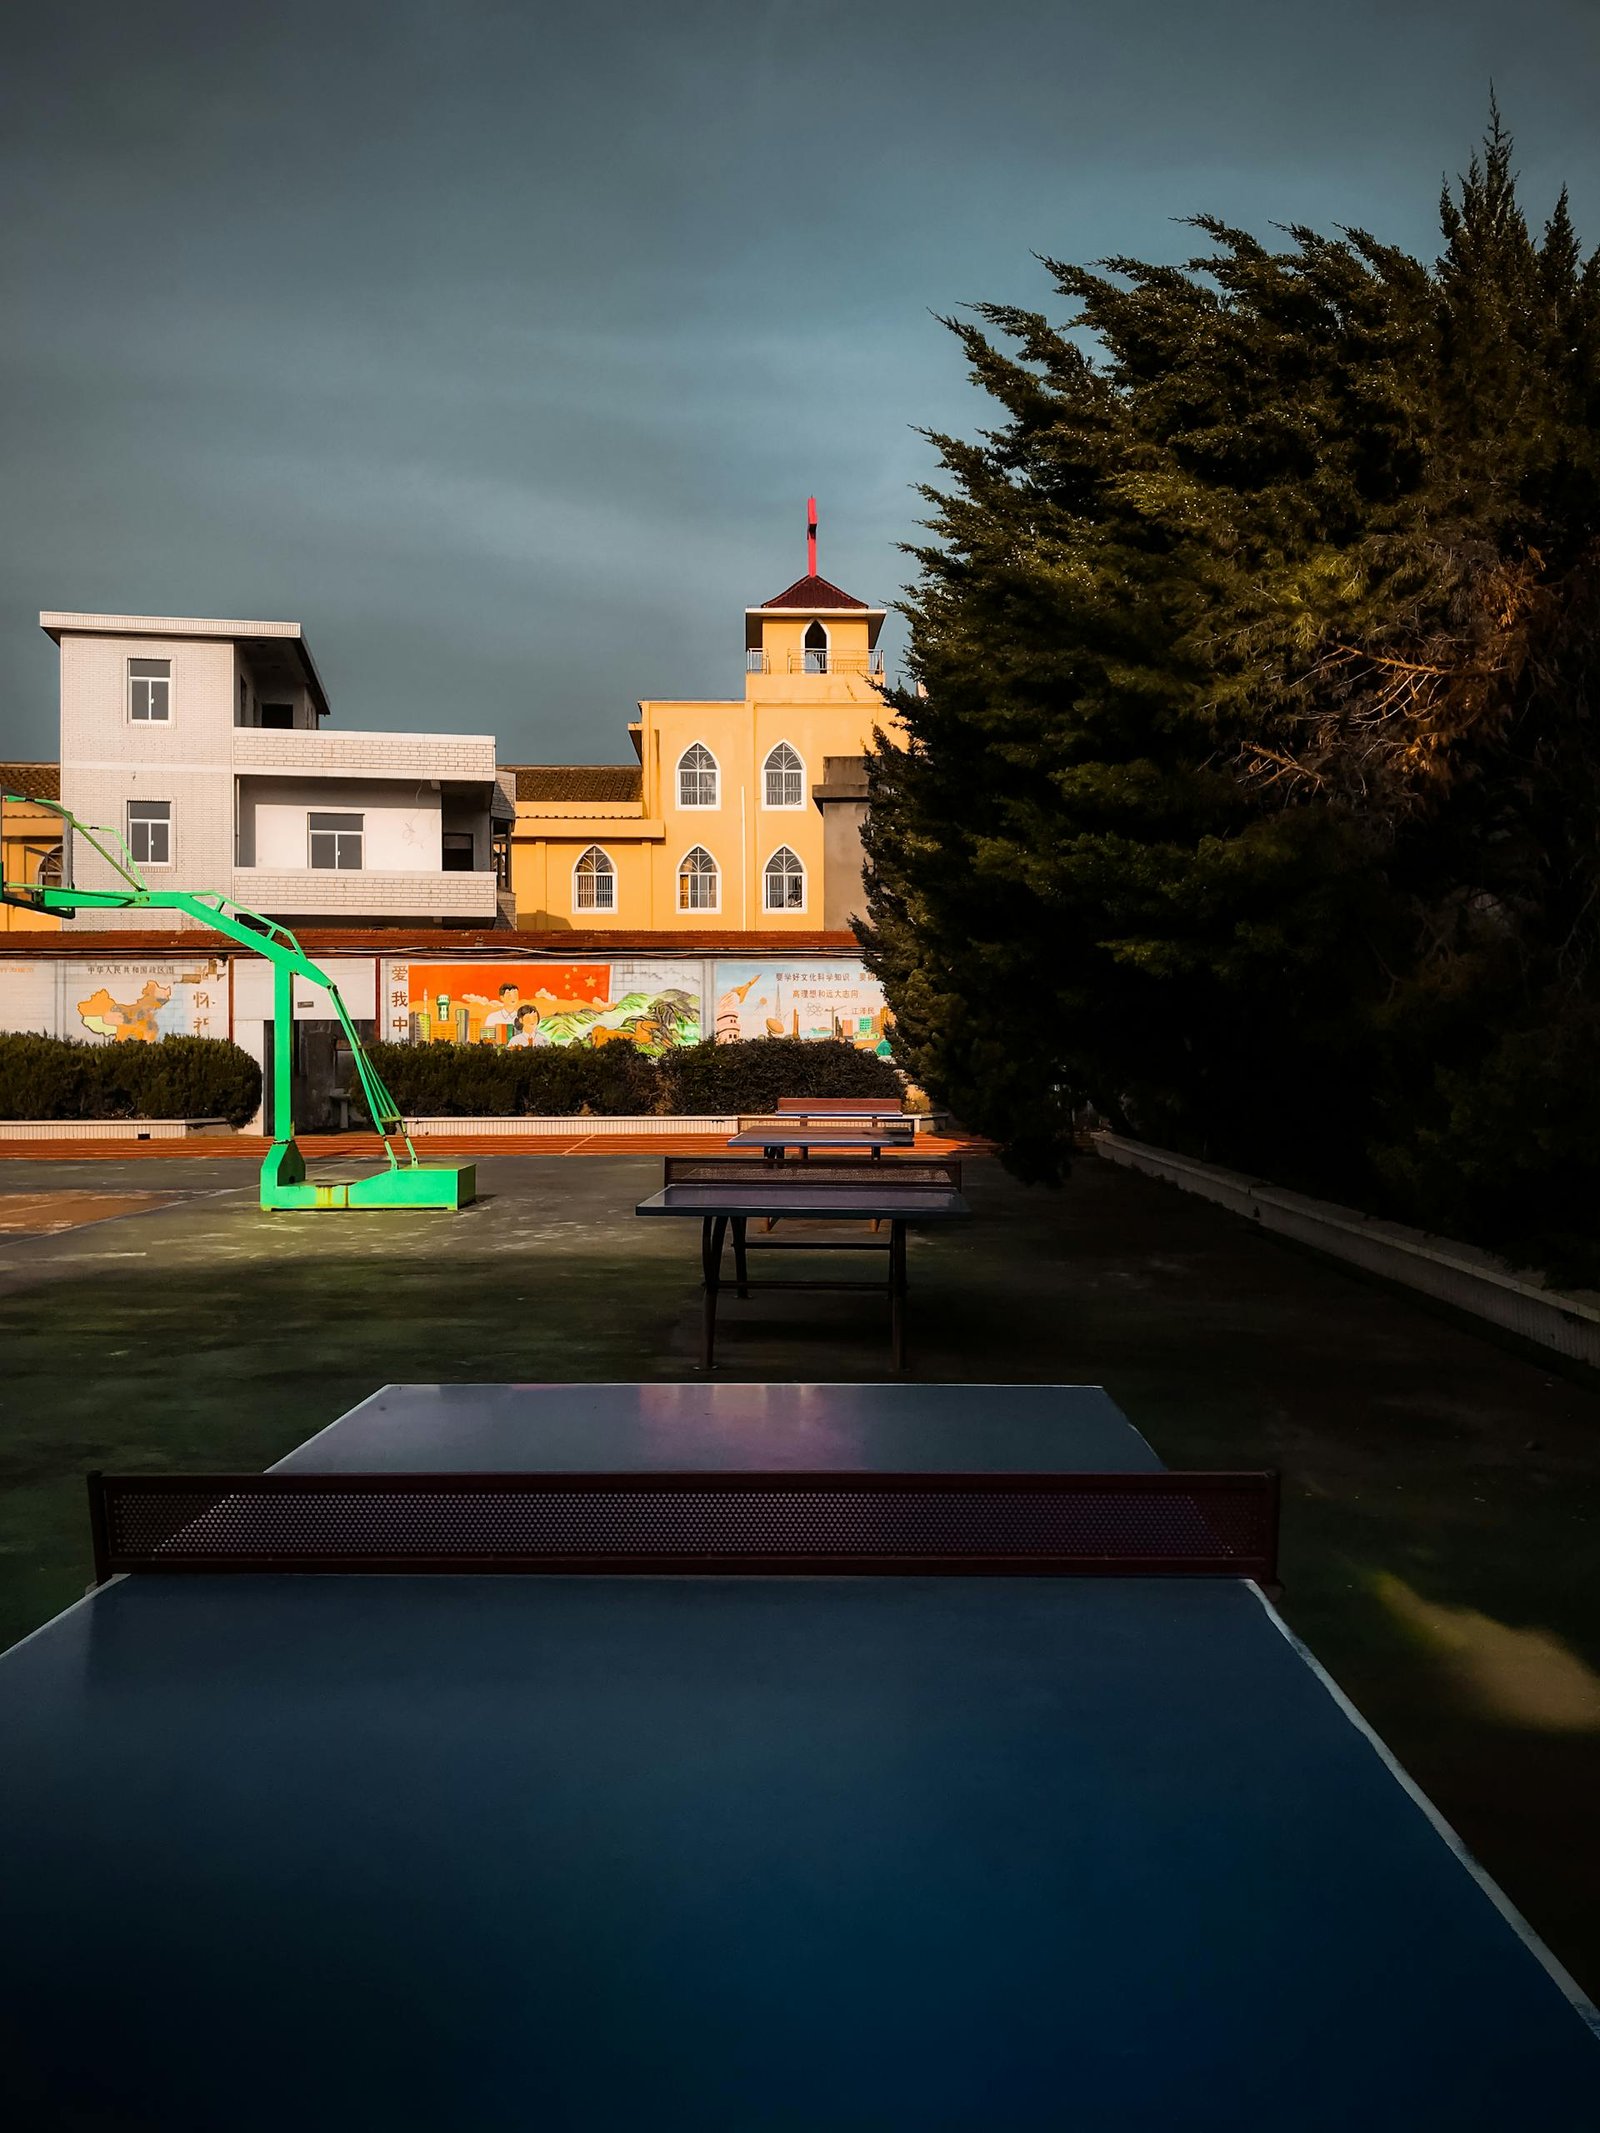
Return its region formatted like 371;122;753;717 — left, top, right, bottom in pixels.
353;1036;903;1118
359;1041;661;1119
0;1033;262;1125
656;1037;903;1115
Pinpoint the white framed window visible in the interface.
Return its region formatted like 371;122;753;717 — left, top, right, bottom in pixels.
573;843;617;912
763;740;804;808
129;657;171;722
309;811;364;870
803;621;828;673
127;799;172;866
763;845;806;912
677;741;719;809
678;845;719;913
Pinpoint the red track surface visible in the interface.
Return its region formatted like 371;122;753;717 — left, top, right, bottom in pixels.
0;1133;988;1162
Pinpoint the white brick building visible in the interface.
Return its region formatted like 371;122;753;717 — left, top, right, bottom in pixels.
43;613;512;931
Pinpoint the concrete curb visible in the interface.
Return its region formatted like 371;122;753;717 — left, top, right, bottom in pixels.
1094;1131;1600;1369
400;1111;950;1140
0;1118;232;1141
403;1113;740;1139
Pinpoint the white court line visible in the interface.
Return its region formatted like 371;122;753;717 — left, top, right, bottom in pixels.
0;1581;123;1672
1249;1582;1600;2041
269;1385;394;1470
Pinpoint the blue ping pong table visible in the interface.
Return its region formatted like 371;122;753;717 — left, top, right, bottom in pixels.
727;1122;918;1159
3;1380;1599;2132
637;1155;970;1368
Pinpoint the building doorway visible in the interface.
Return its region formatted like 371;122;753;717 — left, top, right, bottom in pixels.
261;1018;377;1134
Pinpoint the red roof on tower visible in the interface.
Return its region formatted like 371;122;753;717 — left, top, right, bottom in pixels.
760;574;870;611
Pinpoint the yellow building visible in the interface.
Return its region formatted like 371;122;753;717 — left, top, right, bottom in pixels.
0;765;64;932
508;521;896;932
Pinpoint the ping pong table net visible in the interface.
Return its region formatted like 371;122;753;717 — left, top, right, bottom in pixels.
87;1470;1278;1583
663;1157;961;1188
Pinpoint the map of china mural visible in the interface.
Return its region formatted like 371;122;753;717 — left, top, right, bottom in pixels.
0;959;228;1043
398;962;700;1055
77;980;173;1041
73;962;225;1042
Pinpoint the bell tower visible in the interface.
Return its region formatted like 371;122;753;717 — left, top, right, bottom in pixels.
744;500;887;702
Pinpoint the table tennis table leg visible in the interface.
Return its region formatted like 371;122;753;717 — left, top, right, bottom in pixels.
731;1216;750;1299
889;1219;909;1370
700;1214;728;1369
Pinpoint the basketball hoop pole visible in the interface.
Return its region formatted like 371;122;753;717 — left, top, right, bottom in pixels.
0;793;473;1212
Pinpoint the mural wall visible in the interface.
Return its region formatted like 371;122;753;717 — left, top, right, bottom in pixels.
0;954;887;1067
0;958;227;1043
712;961;892;1055
0;962;54;1036
389;960;702;1055
0;949;893;1132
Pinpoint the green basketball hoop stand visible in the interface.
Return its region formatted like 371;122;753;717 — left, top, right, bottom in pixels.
2;793;476;1215
259;1135;475;1212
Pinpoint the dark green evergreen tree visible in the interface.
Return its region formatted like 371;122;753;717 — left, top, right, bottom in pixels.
862;109;1600;1275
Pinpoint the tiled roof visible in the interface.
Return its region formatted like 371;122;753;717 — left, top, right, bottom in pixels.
0;928;863;957
510;764;643;804
760;574;870;611
0;763;61;801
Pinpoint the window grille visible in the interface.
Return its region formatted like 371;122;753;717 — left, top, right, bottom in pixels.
678;742;718;808
764;846;805;911
764;742;803;808
574;844;616;911
679;845;718;911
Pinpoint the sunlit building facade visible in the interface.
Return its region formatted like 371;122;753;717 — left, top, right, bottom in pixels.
507;518;896;933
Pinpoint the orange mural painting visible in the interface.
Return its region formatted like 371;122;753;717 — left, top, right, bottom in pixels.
406;964;610;1045
398;960;701;1053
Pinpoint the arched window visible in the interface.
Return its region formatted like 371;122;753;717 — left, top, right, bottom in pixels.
677;741;719;809
678;845;719;912
803;620;828;673
763;845;805;912
763;741;803;809
572;844;616;913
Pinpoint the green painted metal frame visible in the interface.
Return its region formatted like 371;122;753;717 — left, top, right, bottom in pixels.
1;794;473;1211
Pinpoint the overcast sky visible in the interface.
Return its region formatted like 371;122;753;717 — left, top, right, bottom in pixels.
2;0;1598;763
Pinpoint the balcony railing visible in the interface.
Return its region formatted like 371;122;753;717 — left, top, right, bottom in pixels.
745;650;885;676
791;651;884;675
231;866;500;918
232;727;498;779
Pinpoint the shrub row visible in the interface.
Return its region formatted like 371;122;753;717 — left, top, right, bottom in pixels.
359;1040;661;1119
659;1037;903;1115
357;1036;904;1119
0;1031;906;1126
0;1033;263;1125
